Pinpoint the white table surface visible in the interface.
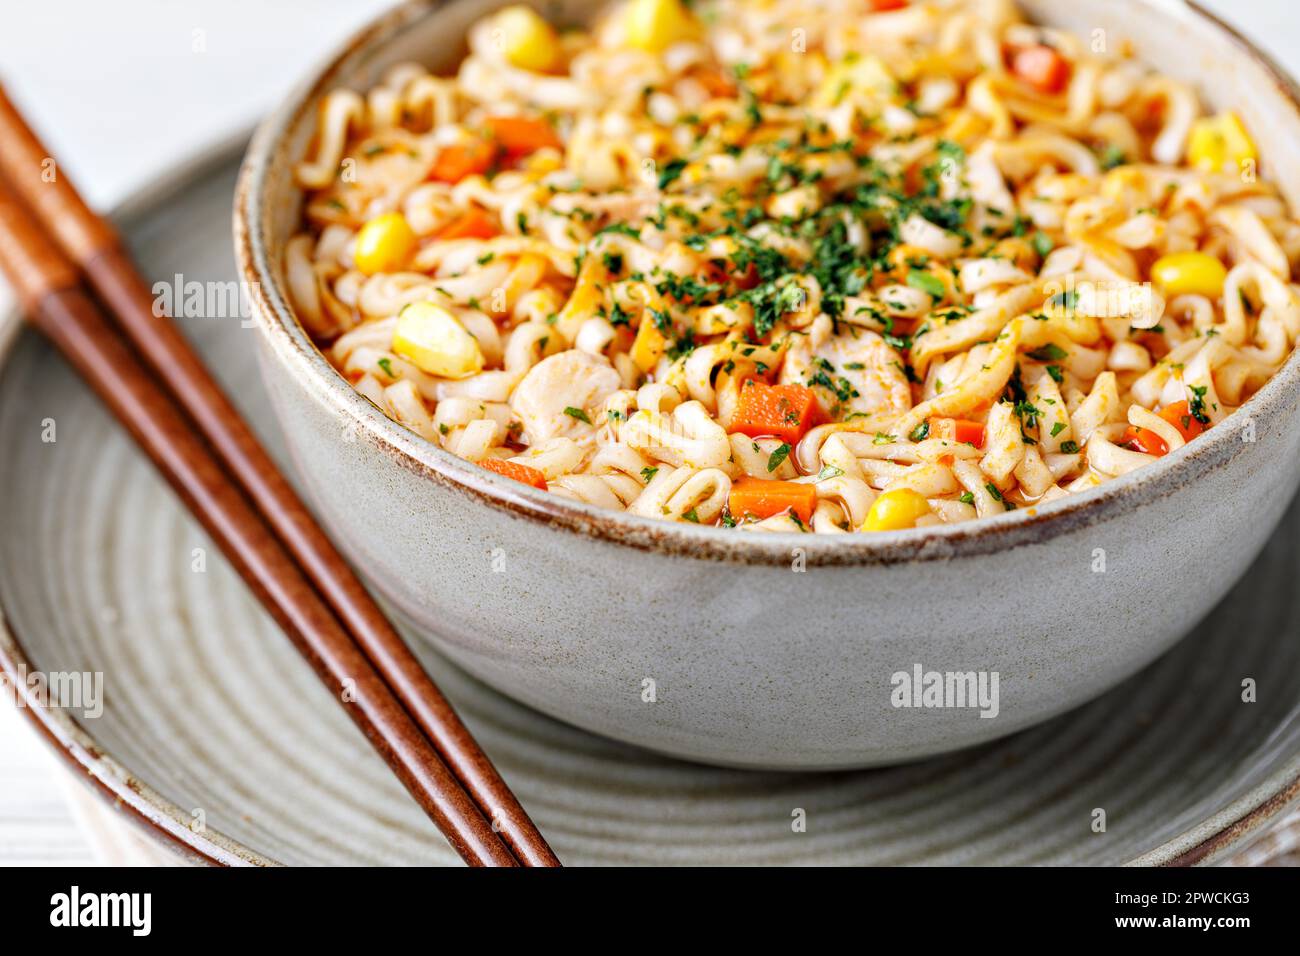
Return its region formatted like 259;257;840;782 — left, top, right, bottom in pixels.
1;0;1298;866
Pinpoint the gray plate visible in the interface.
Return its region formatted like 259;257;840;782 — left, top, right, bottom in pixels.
1;143;1298;865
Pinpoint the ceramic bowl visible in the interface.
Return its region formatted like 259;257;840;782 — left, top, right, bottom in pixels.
235;0;1300;769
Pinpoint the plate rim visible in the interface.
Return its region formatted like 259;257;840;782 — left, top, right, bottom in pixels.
0;129;280;867
2;139;1298;868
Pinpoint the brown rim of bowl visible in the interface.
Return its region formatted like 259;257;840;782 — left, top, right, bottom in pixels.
0;131;1294;870
235;0;1300;568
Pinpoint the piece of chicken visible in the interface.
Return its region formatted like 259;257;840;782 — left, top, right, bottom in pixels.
509;349;622;446
783;327;913;419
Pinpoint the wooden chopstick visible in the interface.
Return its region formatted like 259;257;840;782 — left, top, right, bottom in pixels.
0;177;519;866
0;85;560;868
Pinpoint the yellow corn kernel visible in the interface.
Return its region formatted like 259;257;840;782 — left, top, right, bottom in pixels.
630;315;667;372
813;54;895;108
991;236;1037;271
940;107;986;147
524;151;563;178
1150;251;1228;298
624;0;699;53
392;302;483;379
555;256;607;341
885;243;933;272
1187;111;1257;175
493;5;561;72
354;212;416;276
861;488;931;532
765;184;822;220
1100;166;1146;205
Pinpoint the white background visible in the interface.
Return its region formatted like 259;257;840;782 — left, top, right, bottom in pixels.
0;0;1297;863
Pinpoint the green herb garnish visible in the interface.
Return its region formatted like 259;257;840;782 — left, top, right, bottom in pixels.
907;270;946;302
767;443;791;472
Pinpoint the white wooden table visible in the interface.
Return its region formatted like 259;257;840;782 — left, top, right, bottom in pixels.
0;0;1298;866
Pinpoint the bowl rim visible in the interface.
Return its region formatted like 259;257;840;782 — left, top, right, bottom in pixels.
234;0;1300;568
4;128;1296;868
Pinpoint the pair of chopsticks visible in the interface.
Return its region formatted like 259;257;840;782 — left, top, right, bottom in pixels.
0;86;560;868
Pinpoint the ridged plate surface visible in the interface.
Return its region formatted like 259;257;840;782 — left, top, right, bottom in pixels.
0;148;1297;865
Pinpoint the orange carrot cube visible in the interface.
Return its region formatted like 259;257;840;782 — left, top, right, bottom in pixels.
429;137;496;183
928;417;986;448
728;476;818;524
1121;425;1168;457
484;116;563;157
481;457;548;490
1157;400;1205;443
435;208;501;241
1011;44;1071;94
731;381;823;444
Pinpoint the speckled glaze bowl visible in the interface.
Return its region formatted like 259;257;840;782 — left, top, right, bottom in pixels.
235;0;1300;769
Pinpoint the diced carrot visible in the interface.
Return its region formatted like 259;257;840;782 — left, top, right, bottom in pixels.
731;380;824;444
436;208;501;241
1121;425;1168;457
481;457;548;490
429;137;496;183
733;264;760;290
1011;44;1071;94
484;116;563;157
1157;400;1205;443
692;64;737;99
728;476;818;524
928;417;986;448
867;0;909;10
